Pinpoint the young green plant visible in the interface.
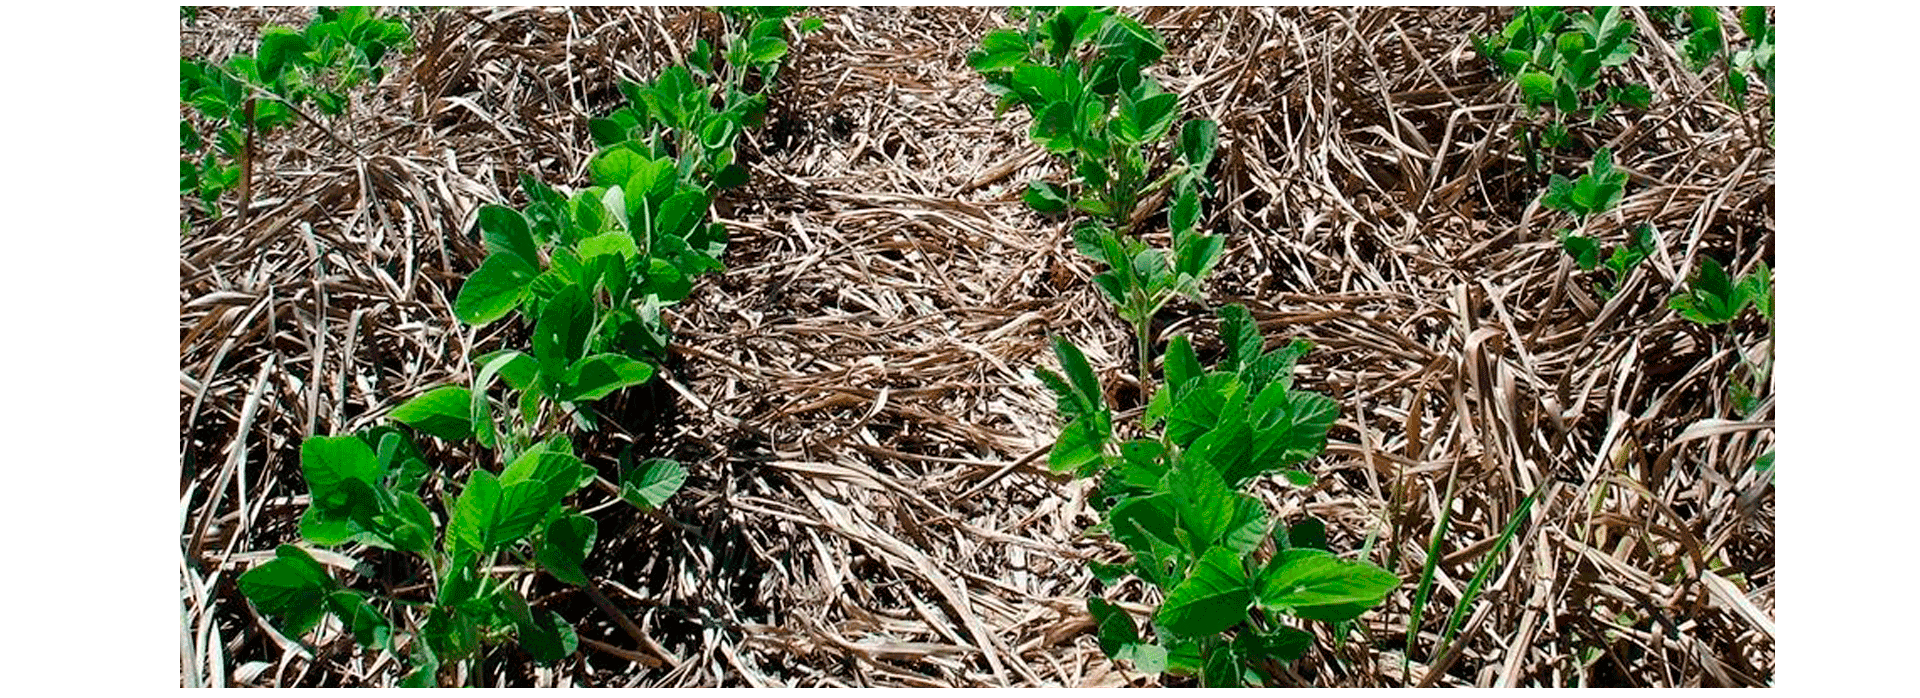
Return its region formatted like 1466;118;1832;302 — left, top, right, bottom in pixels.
971;6;1224;394
180;6;413;219
1040;305;1399;686
1541;148;1649;299
238;427;611;685
1474;7;1649;159
239;7;818;683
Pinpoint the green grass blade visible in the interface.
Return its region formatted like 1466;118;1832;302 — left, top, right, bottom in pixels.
1402;468;1459;684
1436;490;1536;657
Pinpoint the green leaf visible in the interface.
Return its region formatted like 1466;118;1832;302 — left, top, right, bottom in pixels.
454;253;538;326
1169;453;1238;552
1088;598;1167;673
1256;548;1399;617
621;457;686;510
1049;414;1107;474
1156;547;1253;638
1169;180;1201;236
389;386;474;441
560;354;656;402
1109;494;1181;569
301;434;383;494
1199;641;1245;687
1287;516;1329;551
589;147;644;187
1087;597;1140;655
1739;261;1773;322
654;189;711;241
326;590;392;650
238;545;337;638
1669;257;1749;324
1178;119;1218;169
448;469;557;556
1011;64;1066;104
533;284;594;382
1217;304;1262;373
577;231;639;262
1024;180;1070;213
499;589;578;665
713;163;749;189
538;513;597;587
1163;334;1202;396
747;36;788;64
498;441;591;499
1561;232;1600;270
1517;71;1555;106
257;27;310;83
1050;336;1107;423
478;204;540;268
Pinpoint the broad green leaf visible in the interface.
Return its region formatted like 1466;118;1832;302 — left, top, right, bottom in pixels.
1178;119;1218;169
1165;373;1242;448
1163;334;1202;396
1050;336;1106;421
454;253;537;326
1669;257;1748;324
1169;180;1201;236
538;513;597;587
1256;548;1399;616
621;457;686;510
499;589;578;665
1049;414;1107;474
238;545;336;638
256;27;309;83
326;590;392;650
1199;641;1245;687
478;204;539;268
588;147;644;187
1011;64;1066;104
1561;233;1600;270
1517;71;1555;106
577;231;639;262
1156;547;1252;638
1233;627;1312;679
1739;261;1773;322
1088;598;1167;673
747;36;788;64
388;386;474;441
654;189;710;241
448;469;557;556
1169;453;1237;552
498;442;590;499
533;284;594;382
560;354;655;402
1217;304;1262;373
713;163;749;189
1087;597;1140;655
301;434;382;494
383;491;436;554
422;605;479;663
1117;91;1179;145
1286;516;1329;551
1110;494;1181;565
1024;180;1070;213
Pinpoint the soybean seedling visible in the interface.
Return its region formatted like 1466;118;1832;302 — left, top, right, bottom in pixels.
181;7;412;219
1040;305;1399;686
972;6;1224;394
1474;6;1649;161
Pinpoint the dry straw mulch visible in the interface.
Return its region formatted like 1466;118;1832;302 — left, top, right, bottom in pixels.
179;6;1773;687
